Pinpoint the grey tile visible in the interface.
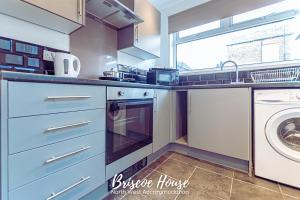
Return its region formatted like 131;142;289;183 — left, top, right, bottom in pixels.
207;80;223;85
187;168;232;200
147;152;173;170
200;74;215;81
177;184;223;200
215;73;231;80
155;158;195;180
193;80;208;85
234;171;280;192
187;75;200;82
179;76;188;82
170;152;234;177
280;184;300;198
231;179;283;200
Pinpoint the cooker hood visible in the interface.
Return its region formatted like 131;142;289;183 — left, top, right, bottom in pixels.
86;0;143;29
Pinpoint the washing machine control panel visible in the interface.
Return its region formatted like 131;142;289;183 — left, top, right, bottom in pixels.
255;89;300;104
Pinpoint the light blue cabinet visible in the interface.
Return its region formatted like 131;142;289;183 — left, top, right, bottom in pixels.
1;81;107;200
9;154;105;200
9;109;105;154
8;82;106;117
9;131;105;190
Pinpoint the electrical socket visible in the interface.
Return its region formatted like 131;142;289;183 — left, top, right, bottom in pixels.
43;50;55;61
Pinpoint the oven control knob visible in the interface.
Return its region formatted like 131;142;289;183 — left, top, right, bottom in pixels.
118;91;124;97
144;91;149;97
118;91;124;96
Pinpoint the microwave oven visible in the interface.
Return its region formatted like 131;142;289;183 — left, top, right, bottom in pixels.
147;68;179;85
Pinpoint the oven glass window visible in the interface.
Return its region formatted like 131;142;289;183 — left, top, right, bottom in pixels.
106;99;153;164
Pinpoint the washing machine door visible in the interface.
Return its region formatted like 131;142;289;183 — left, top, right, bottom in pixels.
265;108;300;162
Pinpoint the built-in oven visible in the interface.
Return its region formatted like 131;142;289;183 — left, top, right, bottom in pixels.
106;87;154;165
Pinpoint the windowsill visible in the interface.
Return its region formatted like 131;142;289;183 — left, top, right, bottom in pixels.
179;60;300;76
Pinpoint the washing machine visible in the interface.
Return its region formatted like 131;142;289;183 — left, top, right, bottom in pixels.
255;89;300;188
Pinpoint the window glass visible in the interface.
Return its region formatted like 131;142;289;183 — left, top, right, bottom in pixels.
178;20;220;38
176;19;300;71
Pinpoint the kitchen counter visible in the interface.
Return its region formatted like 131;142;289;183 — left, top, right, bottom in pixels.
1;71;300;89
173;82;300;90
0;71;171;89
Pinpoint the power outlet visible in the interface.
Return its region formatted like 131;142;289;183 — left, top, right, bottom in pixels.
43;50;55;61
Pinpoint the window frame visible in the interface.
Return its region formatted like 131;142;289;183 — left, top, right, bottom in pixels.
173;10;298;72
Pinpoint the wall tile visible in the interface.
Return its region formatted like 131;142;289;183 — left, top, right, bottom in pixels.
188;75;200;81
200;74;215;81
215;73;231;80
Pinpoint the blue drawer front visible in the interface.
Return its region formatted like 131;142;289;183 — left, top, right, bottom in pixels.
9;132;105;190
8;82;106;117
9;109;105;154
9;153;105;200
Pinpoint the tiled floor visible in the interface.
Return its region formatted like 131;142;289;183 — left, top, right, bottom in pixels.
104;152;300;200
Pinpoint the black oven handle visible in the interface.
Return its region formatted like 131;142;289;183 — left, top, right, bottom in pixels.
108;99;153;107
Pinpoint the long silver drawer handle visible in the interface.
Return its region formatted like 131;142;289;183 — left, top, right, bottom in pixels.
46;176;91;200
46;96;91;100
44;121;92;133
44;146;91;164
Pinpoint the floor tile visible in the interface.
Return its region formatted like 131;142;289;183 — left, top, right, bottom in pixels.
284;195;300;200
131;167;153;181
234;171;280;192
280;184;300;198
139;170;181;200
177;184;223;200
231;179;283;200
187;168;232;200
170;152;234;178
147;152;173;170
155;158;195;180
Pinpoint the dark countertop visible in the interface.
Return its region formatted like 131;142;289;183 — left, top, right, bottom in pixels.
0;71;171;89
173;82;300;90
1;71;300;90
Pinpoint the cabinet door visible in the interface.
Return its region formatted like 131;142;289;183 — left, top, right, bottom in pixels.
23;0;84;24
153;90;170;152
188;88;250;160
134;0;161;57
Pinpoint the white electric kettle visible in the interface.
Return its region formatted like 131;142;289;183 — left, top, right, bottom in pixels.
53;52;81;78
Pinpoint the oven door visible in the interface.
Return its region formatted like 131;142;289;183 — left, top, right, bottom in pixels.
106;99;153;164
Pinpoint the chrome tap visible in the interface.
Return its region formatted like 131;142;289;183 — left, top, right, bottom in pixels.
221;60;239;83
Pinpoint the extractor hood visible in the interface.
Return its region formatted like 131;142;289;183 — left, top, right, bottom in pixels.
86;0;143;29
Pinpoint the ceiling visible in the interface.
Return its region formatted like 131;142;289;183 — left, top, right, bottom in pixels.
149;0;212;16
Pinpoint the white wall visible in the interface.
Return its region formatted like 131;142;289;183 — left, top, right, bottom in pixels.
0;13;69;51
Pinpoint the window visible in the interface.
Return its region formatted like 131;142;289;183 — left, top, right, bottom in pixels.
179;20;220;38
174;0;300;72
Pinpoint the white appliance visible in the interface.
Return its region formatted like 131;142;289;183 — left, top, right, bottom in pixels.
53;53;81;78
255;89;300;188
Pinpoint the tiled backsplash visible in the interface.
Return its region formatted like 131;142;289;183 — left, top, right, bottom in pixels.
0;37;65;74
179;67;300;85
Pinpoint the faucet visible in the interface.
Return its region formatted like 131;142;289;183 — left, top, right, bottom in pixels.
220;60;239;83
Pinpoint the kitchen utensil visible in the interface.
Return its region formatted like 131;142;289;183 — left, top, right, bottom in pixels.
53;52;81;78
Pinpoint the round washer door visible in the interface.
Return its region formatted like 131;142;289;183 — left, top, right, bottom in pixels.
265;108;300;162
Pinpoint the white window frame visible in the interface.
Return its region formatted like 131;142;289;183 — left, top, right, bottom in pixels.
173;10;299;74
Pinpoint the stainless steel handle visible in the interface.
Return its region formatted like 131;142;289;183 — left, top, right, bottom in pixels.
78;0;83;16
44;121;92;133
189;93;192;114
46;96;91;100
46;176;90;200
44;146;91;164
135;25;139;43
